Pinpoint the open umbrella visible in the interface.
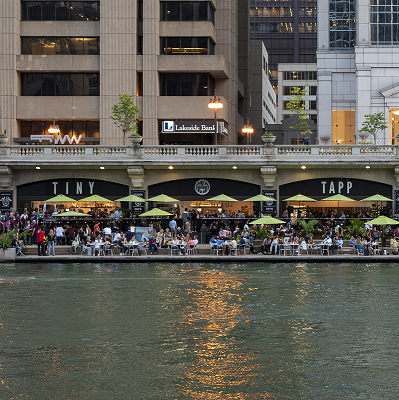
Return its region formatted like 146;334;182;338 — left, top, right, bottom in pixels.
79;195;113;203
146;194;179;203
244;194;277;202
140;208;173;217
45;194;77;203
206;194;238;202
115;194;146;203
249;216;285;225
361;194;392;216
367;216;399;252
322;194;355;214
55;211;91;217
284;194;316;203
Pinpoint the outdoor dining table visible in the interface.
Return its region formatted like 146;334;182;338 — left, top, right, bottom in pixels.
128;241;140;256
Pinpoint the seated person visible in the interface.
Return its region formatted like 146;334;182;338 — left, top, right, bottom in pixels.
104;236;113;253
164;228;172;243
113;232;121;244
209;235;217;247
12;234;24;256
69;236;80;255
349;235;356;248
149;236;158;255
193;235;199;246
117;234;128;255
156;229;164;246
260;237;271;254
137;237;148;255
299;237;308;254
93;237;103;256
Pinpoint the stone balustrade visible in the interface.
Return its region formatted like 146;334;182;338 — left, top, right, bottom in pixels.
2;144;399;166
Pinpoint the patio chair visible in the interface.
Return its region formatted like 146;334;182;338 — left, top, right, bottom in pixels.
320;244;329;256
279;244;291;256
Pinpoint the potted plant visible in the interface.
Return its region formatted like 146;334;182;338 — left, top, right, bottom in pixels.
296;218;317;241
0;133;7;145
261;132;276;145
0;231;17;262
128;133;143;145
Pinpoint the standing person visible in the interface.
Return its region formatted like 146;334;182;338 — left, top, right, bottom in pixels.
46;228;56;256
36;226;46;256
4;212;10;233
191;209;197;232
169;218;177;237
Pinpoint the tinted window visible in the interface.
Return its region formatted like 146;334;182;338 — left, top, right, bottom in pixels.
28;2;42;20
42;1;55;20
181;2;194;21
161;73;212;96
56;1;70;20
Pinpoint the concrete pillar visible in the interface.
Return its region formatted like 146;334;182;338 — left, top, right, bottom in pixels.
142;0;159;145
317;72;332;144
100;0;137;145
356;67;371;143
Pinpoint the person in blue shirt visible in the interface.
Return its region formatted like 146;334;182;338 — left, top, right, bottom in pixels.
169;218;177;236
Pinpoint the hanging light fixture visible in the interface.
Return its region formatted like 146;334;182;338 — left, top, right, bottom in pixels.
48;118;60;134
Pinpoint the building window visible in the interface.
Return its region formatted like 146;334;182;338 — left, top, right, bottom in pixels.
21;1;100;21
371;0;399;44
21;73;100;96
283;71;317;80
160;73;214;96
21;120;100;142
160;37;214;55
331;110;355;144
21;37;100;55
160;2;214;23
329;0;356;49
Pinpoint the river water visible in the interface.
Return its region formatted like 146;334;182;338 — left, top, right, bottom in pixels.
1;262;398;399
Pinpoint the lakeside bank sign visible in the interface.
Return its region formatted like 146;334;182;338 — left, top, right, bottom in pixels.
162;120;228;135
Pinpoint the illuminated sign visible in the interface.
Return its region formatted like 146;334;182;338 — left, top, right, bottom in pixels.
30;134;82;144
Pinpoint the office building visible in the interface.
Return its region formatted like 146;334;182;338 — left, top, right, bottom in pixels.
1;0;250;146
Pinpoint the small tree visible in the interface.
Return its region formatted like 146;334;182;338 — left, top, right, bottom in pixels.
286;87;312;144
358;112;388;145
110;94;140;142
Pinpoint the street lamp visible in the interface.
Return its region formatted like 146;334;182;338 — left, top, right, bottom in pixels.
208;90;223;145
241;119;254;145
48;118;60;134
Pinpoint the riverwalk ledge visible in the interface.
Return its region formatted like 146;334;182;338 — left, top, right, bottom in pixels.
5;244;399;263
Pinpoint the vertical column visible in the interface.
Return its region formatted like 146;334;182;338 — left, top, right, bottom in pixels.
317;72;332;143
100;0;137;145
217;0;238;145
142;0;159;145
317;0;330;50
356;67;371;143
0;0;19;142
357;0;370;46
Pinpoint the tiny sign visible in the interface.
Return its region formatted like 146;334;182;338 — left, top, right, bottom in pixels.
131;190;146;214
262;190;277;215
0;190;13;213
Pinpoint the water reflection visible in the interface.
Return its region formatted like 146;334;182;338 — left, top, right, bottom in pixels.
169;266;275;399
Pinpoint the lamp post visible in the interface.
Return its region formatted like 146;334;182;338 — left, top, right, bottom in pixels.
208;90;223;145
48;118;60;135
241;119;254;145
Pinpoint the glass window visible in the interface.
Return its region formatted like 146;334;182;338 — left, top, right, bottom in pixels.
181;2;194;21
58;37;72;54
195;2;208;21
161;73;212;96
70;2;85;20
56;1;70;20
28;2;42;20
84;2;99;21
330;0;356;48
84;37;99;55
21;38;28;55
21;2;28;20
85;73;99;96
42;1;56;20
42;37;56;55
165;2;180;21
42;74;56;96
70;38;84;55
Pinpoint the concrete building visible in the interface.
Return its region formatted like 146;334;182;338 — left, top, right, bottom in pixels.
248;40;276;145
0;0;250;146
317;0;399;145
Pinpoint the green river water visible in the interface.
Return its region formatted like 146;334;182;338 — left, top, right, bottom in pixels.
0;261;398;399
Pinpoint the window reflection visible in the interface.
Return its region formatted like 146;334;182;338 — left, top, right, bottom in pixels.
21;73;100;96
160;73;213;96
21;37;100;55
161;37;214;55
21;1;100;21
371;0;399;44
161;1;214;23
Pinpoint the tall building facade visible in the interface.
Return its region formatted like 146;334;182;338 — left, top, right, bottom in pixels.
318;0;399;145
250;0;317;96
0;0;250;146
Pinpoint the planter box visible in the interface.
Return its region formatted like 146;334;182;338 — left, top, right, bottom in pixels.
0;248;16;262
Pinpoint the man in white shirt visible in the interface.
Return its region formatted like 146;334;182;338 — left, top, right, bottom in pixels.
103;225;112;236
322;234;332;254
114;208;123;220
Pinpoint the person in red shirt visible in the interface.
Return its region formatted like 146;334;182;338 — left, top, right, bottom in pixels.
36;227;46;256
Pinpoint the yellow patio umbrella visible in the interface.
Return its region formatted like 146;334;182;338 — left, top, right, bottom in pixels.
79;194;113;203
206;194;238;202
361;194;392;216
244;194;277;202
115;194;146;203
146;194;179;202
45;194;77;203
55;211;91;217
140;208;173;217
322;194;355;214
249;216;285;225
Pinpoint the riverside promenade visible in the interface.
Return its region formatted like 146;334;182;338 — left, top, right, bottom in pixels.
13;244;399;263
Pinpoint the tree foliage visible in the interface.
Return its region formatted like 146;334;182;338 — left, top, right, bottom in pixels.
110;94;140;139
358;112;388;144
286;87;312;143
296;218;317;237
